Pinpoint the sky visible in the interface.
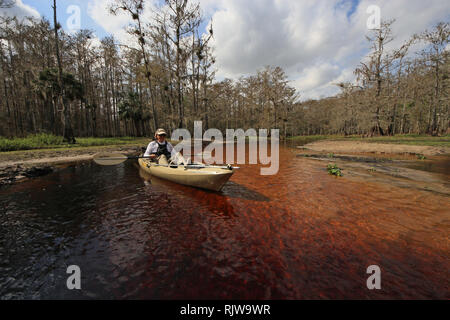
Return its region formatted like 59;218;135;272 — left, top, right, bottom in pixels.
1;0;449;100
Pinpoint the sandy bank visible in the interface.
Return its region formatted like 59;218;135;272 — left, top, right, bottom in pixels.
0;145;143;186
303;140;450;156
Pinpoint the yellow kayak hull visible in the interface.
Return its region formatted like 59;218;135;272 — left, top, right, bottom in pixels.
138;158;234;191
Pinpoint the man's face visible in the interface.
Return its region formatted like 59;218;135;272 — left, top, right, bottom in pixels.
157;134;166;143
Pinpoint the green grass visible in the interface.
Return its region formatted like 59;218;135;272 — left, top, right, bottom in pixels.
75;136;148;147
286;135;334;146
3;133;449;152
0;134;151;152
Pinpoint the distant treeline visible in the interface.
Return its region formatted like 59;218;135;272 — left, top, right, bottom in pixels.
297;21;449;137
0;0;448;142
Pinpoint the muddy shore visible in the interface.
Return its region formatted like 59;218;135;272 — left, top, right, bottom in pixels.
302;140;450;156
0;144;143;186
298;141;450;196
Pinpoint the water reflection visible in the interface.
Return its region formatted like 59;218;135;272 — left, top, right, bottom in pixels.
138;166;238;218
0;145;448;299
138;165;269;203
405;157;450;178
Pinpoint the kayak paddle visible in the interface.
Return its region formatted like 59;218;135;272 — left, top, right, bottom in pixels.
93;153;148;165
93;153;239;169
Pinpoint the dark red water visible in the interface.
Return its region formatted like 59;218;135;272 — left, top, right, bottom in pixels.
0;145;448;299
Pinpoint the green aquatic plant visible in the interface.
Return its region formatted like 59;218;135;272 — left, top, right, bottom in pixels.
416;154;426;160
327;164;343;176
327;153;334;158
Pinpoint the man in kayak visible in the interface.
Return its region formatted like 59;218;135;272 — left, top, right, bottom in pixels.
144;128;175;165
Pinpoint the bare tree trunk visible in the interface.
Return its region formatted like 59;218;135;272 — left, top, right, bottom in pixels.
53;0;75;143
0;44;13;136
431;55;440;135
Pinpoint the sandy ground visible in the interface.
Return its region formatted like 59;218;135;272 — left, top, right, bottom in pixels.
302;140;450;156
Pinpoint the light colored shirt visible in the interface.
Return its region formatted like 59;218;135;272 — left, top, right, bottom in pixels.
144;141;174;157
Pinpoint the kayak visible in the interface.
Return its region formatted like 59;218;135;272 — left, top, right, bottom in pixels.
138;158;234;191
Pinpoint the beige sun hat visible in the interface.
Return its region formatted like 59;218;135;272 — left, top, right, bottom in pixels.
155;128;167;137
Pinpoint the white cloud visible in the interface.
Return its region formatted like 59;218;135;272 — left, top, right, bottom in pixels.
87;0;450;100
198;0;223;17
0;0;40;20
295;63;340;92
88;35;102;49
87;0;161;47
87;0;133;46
208;0;450;99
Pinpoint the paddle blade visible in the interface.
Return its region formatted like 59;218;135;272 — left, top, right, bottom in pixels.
93;153;128;166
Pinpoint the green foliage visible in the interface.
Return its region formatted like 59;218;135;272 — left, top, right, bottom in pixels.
0;133;64;151
36;68;84;102
327;164;343;176
0;135;149;152
75;137;140;147
118;92;144;121
327;153;334;158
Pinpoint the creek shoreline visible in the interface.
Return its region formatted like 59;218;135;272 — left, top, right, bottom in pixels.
1;139;449;187
298;141;450;196
0;144;145;186
301;140;450;156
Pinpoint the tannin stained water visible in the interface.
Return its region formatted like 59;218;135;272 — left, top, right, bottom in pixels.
0;145;448;299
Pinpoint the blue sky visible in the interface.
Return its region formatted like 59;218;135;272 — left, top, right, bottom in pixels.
22;0;109;38
22;0;213;39
345;0;359;17
23;0;361;42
